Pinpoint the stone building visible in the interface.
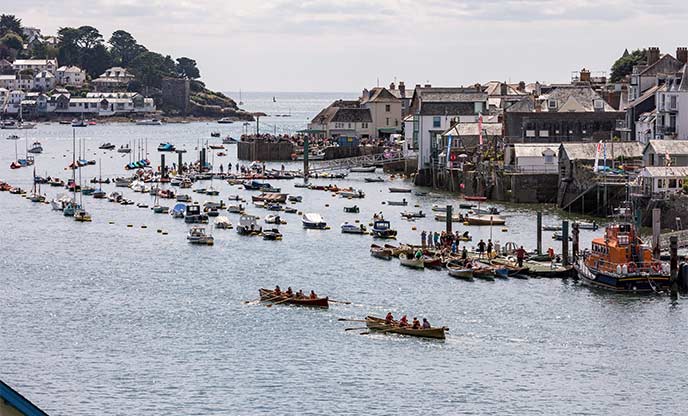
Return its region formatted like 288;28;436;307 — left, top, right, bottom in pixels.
161;77;190;115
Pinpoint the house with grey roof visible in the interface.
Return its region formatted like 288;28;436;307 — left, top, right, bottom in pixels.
308;99;373;139
405;85;488;170
654;63;688;140
642;139;688;167
504;143;559;173
360;84;403;137
504;84;624;143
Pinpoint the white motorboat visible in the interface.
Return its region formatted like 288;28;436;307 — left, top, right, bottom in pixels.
136;119;162;126
341;223;367;234
302;213;327;229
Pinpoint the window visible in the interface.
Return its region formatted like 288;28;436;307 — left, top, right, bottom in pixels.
670;95;677;110
395;119;399;126
386;118;390;126
348;123;352;128
669;179;677;188
385;104;390;112
433;116;441;128
548;99;557;109
594;99;604;110
361;122;368;128
544;155;554;164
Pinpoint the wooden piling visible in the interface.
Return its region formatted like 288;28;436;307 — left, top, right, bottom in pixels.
652;208;661;258
671;235;678;299
160;154;166;178
572;222;579;261
536;211;542;255
303;136;310;184
562;220;569;266
177;150;183;174
446;205;453;234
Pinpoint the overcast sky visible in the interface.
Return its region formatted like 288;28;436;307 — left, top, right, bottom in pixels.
5;0;688;92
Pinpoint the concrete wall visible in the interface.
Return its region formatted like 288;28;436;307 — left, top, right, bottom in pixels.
237;141;294;161
508;173;559;203
161;78;190;115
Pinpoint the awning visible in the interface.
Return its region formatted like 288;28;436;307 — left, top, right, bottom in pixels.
296;129;324;134
378;127;401;133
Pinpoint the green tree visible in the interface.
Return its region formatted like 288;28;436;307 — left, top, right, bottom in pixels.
74;26;103;49
81;44;111;77
610;49;647;83
0;31;23;51
57;27;82;66
176;57;200;79
0;14;22;38
129;51;176;88
108;30;147;67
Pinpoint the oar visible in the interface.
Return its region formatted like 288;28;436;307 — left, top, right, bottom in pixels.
337;318;367;322
242;298;260;304
329;299;352;305
360;326;401;335
344;327;368;331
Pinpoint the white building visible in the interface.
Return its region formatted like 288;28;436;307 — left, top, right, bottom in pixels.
56;66;87;87
638;166;688;195
92;67;135;91
635;111;657;144
406;85;488;170
504;144;559;173
655;63;688;140
4;90;25;114
34;70;56;91
0;74;16;90
12;59;58;74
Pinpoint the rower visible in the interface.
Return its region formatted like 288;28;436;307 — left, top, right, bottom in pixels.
422;318;431;329
296;289;304;298
273;285;282;296
309;290;317;299
385;312;394;324
285;287;293;297
412;317;420;329
399;315;409;327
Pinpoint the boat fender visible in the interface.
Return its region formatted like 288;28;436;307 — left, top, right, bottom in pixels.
652;262;662;273
621;264;628;275
627;262;637;273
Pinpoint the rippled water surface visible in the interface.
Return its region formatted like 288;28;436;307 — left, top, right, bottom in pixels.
1;93;687;415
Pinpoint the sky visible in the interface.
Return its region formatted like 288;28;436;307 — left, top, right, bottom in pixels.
5;0;688;92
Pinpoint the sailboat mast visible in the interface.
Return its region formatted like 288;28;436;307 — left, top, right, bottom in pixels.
72;129;76;202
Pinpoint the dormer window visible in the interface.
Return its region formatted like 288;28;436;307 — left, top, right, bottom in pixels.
594;99;604;110
548;99;557;109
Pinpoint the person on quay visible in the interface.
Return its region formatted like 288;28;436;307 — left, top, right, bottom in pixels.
486;239;493;258
477;239;486;258
422;318;431;329
461;246;468;260
421;230;427;248
515;245;527;268
412;317;421;329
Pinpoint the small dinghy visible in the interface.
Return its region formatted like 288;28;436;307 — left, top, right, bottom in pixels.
341;222;367;234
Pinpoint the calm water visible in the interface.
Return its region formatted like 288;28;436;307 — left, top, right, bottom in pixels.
1;93;687;415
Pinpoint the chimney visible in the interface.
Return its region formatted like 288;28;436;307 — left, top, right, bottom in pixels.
361;88;369;101
647;47;660;66
580;68;591;83
424;83;431;88
677;47;688;64
518;81;526;92
474;83;481;92
500;82;508;96
389;82;395;90
399;81;406;98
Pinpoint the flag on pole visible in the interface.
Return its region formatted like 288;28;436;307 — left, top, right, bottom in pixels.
478;113;484;146
665;150;671;166
593;140;602;172
603;142;607;170
446;134;453;165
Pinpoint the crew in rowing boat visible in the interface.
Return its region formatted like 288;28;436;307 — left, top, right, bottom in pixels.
309;290;317;299
412;317;420;329
422;318;431;329
274;285;282;296
399;315;409;327
385;312;394;324
461;246;468;260
296;289;305;298
415;249;423;260
285;287;293;297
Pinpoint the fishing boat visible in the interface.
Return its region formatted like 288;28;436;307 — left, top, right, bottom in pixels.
185;205;209;224
434;213;463;222
157;142;176;152
243;180;271;191
71;118;87;127
258;288;329;308
350;166;376;173
401;210;425;219
176;194;192;202
265;214;285;224
99;142;115;150
389;187;412;193
218;117;235;124
262;229;283;240
222;136;238;144
364;177;384;183
446;261;475;281
387;199;408;206
187;226;214;245
575;221;599;231
464;196;487;202
117;144;131;153
237;215;262;235
552;232;572;241
364;316;447;340
399;253;424;269
287;195;302;203
344;205;359;213
575;222;669;293
372;220;397;239
27;141;42;154
136;119;162;126
465;214;506;226
302;213;327;229
432;204;449;212
228;204;245;214
338;189;365;199
341;223;367;234
215;216;233;229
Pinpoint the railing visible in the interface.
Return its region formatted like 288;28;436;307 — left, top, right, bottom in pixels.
503;165;559;174
581;253;666;275
309;151;415;173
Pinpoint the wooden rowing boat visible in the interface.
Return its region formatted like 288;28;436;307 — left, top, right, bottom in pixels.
259;288;329;308
365;316;447;339
465;214;506;226
399;253;425;269
464;196;487;202
370;244;393;260
446;261;474;281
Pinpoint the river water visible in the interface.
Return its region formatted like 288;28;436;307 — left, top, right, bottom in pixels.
1;92;686;415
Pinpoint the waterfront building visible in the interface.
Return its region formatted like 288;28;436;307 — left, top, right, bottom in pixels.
56;66;87;87
92;66;135;91
439;116;502;158
484;81;527;112
654;63;688;140
642;139;688;167
638;166;688;195
406;85;488;172
504;143;559;174
308;100;373;139
360;84;403;137
0;74;17;90
16;73;34;91
504;84;623;144
11;58;58;74
635;110;657;144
